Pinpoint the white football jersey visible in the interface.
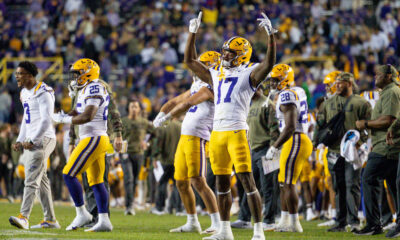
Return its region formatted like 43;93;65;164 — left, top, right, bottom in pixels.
76;80;109;139
19;82;56;143
276;86;308;133
209;63;259;131
361;90;379;109
181;77;214;140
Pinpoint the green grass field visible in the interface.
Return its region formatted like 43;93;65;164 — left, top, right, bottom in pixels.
0;202;386;239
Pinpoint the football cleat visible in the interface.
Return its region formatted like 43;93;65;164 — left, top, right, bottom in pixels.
202;230;234;240
31;220;61;229
9;214;29;229
85;218;113;232
66;212;93;231
201;225;219;234
170;222;202;233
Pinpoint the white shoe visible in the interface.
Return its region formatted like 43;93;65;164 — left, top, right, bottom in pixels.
66;213;93;231
230;219;252;229
176;211;187;216
291;221;303;232
85;218;113;232
318;219;336;227
9;214;29;229
274;225;291;232
124;208;136;216
31;220;61;229
306;211;318;221
201;225;219;234
263;223;275;232
384;222;397;231
252;232;265;240
170;222;201;233
150;208;166;215
202;230;234;240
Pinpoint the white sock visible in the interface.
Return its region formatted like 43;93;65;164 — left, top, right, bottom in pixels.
210;212;220;227
321;210;325;216
331;208;336;219
220;221;231;233
280;211;289;223
393;214;397;222
187;214;198;224
307;207;313;216
254;222;263;234
98;213;109;222
289;213;299;225
76;205;88;216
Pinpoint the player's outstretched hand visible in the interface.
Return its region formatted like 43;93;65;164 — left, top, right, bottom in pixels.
257;12;278;35
189;11;202;33
265;146;279;161
52;111;72;124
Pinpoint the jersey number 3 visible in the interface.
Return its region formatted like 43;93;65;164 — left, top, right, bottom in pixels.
217;77;238;104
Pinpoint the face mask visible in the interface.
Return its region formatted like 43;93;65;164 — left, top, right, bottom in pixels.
222;59;232;68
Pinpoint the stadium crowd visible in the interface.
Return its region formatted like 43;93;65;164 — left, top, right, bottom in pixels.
1;0;400;238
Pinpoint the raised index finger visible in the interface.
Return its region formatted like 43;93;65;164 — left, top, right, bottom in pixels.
261;12;268;19
198;11;202;21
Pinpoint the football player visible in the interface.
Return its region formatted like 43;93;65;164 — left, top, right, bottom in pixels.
315;71;340;227
184;11;276;240
266;64;313;232
9;61;60;230
154;51;220;234
52;58;112;232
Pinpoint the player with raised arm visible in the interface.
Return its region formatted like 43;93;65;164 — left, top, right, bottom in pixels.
184;11;276;240
9;61;60;230
52;58;112;232
154;51;220;235
265;64;313;232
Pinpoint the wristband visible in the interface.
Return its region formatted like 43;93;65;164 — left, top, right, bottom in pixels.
364;120;368;129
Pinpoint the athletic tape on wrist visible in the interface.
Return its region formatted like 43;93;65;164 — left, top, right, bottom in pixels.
216;189;231;195
246;190;258;196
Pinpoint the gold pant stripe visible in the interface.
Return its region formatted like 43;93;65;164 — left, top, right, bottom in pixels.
70;136;100;176
285;133;301;184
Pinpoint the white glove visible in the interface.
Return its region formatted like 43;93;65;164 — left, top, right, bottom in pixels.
68;80;77;98
189;11;202;33
52;111;72;124
257;12;278;35
153;113;171;128
154;112;166;122
265;146;279;161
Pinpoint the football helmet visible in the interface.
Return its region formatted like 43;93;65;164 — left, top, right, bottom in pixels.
323;71;341;98
69;58;100;88
270;64;295;90
221;36;252;67
198;51;221;68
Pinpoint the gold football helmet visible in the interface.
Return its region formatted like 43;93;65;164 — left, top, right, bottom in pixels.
270;64;295;90
198;51;221;68
323;71;341;97
222;37;252;67
69;58;100;88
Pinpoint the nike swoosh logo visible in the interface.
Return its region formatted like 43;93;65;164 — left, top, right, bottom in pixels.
234;130;240;133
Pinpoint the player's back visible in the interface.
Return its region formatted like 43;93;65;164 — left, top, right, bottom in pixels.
76;80;110;139
276;86;308;133
181;77;214;140
209;63;259;131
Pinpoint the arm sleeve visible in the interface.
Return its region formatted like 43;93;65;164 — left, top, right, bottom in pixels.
313;102;326;146
31;92;54;145
359;101;372;144
107;91;122;137
16;120;27;143
267;102;280;145
381;90;400;117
